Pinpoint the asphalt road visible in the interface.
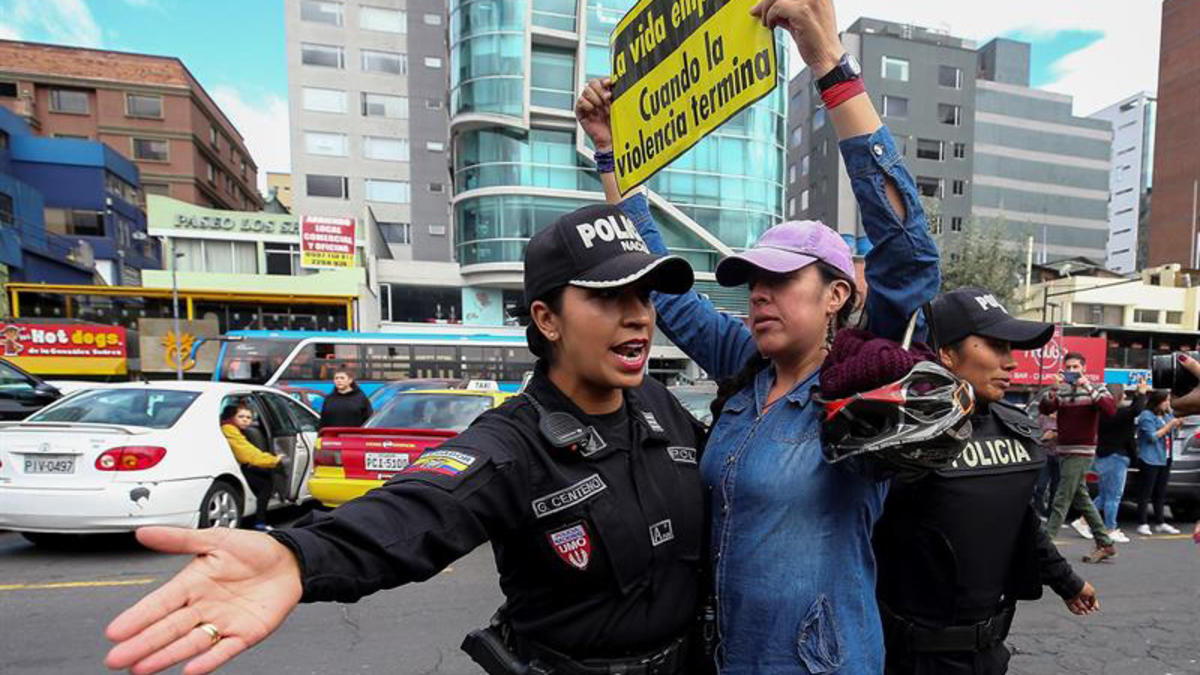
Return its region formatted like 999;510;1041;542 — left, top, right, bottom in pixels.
1;517;1196;675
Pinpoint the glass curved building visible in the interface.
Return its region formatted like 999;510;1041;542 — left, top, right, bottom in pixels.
450;0;788;310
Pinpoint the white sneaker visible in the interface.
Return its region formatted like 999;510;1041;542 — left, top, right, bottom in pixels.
1110;529;1131;544
1154;523;1181;535
1136;524;1153;536
1070;517;1094;540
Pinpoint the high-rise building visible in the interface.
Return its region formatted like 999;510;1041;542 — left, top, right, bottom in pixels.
787;18;978;252
1147;0;1200;268
0;40;262;212
449;0;788;324
285;0;450;266
786;21;1112;264
972;38;1111;264
1089;92;1156;274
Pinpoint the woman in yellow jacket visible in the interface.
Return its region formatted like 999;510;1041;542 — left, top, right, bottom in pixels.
221;404;284;531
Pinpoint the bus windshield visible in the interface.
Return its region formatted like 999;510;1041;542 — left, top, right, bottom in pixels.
218;338;301;383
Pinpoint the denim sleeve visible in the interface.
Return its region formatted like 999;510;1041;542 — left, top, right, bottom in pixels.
840;127;941;342
618;192;758;379
1136;411;1156;440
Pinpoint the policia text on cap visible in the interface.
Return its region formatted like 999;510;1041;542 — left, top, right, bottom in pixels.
102;183;712;672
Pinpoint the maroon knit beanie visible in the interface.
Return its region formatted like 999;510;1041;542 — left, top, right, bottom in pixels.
819;328;939;400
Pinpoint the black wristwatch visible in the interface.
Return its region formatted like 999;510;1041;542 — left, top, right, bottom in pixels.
815;53;862;93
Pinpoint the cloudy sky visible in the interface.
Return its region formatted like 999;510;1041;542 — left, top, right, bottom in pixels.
0;0;1165;193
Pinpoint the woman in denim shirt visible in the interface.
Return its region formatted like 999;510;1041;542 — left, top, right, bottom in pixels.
1135;391;1182;535
575;1;938;670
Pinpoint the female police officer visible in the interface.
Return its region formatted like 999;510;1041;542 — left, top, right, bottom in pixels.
103;205;711;675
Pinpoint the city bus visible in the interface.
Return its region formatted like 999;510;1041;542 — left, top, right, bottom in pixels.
212;329;537;401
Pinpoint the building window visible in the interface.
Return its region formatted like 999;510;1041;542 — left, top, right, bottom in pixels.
916;139;943;161
428;182;445;193
132;138;169;161
361;49;406;75
1167;311;1184;324
952;179;965;196
788;197;796;217
302;87;347;113
0;192;12;226
44;208;105;237
813;107;827;130
301;43;345;69
938;65;962;89
938;103;961;126
210;125;218;146
362;92;408;118
916;176;943;198
953;142;966;159
0;81;16;97
126;93;163;118
882;95;908;118
429;224;447;236
359;6;405;32
363;136;409;161
143;182;170;196
789;126;803;147
264;242;305;275
531;46;576;109
424;56;443;68
52;133;87;140
300;0;343;25
206;161;216;183
800;189;809;211
306;174;349;199
48;88;89;114
881;56;909;81
801;155;809;175
929;215;942;234
365;179;410;203
788;164;796;184
426;98;443;110
379;222;412;244
423;13;442;25
304;131;347;156
426;141;445;152
1133;309;1160;324
950;216;963;232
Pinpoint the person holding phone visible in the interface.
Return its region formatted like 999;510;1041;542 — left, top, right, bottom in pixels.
1039;352;1118;562
1135;390;1183;536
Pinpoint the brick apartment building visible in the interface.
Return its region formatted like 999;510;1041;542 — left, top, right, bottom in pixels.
0;40;262;211
1148;0;1200;267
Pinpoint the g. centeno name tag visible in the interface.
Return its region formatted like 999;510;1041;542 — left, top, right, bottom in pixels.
532;474;608;518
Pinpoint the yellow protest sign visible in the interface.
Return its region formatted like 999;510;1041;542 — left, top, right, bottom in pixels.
609;0;778;193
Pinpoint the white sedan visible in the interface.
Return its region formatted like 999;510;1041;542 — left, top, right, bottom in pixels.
0;381;317;545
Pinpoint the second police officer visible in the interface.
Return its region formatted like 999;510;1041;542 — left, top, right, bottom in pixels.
103;205;714;675
873;288;1101;675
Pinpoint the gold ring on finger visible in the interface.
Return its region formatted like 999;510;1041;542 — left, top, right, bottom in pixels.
198;622;221;645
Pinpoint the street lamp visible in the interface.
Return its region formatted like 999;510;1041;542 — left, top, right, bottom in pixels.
136;232;185;380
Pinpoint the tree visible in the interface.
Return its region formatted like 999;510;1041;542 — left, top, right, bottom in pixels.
925;200;1026;309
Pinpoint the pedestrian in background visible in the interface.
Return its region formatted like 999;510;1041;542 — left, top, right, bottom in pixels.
1135;390;1182;536
1092;379;1149;543
1039;352;1119;562
318;367;373;429
1033;410;1059;519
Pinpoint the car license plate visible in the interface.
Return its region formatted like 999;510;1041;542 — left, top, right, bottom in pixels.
24;455;76;474
365;453;409;473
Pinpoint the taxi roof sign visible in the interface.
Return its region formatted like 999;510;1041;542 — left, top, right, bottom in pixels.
466;380;500;392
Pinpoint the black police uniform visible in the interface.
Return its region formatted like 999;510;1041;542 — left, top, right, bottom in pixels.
873;400;1085;675
271;365;709;672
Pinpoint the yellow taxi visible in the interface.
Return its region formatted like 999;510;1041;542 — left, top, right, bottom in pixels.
309;385;514;507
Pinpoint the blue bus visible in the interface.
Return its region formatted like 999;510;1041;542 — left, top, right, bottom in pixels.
213;329;535;405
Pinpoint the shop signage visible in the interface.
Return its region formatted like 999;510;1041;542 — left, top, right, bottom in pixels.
172;213;299;235
0;322;127;375
1012;329;1107;386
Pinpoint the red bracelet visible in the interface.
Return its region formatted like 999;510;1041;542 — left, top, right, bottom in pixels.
820;78;866;110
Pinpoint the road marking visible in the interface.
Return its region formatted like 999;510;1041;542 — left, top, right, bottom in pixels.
0;578;157;592
1139;534;1193;541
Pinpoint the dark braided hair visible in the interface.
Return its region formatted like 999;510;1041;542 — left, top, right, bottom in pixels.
708;263;859;425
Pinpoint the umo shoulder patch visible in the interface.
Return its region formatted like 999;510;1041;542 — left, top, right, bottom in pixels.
548;522;592;571
403;449;477;477
532;474;608;519
666;446;697;464
649;519;674;547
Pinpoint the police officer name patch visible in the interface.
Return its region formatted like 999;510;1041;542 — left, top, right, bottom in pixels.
666;446;696;464
532;474;608;518
403;449;477;477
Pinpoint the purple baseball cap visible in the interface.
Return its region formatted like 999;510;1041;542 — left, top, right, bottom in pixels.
715;220;855;287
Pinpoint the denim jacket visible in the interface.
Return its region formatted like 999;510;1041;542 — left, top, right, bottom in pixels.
1136;410;1173;466
619;127;939;673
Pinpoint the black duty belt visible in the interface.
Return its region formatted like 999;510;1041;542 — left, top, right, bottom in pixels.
516;634;691;675
881;603;1016;654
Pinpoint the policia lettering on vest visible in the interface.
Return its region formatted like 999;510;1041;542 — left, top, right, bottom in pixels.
873;288;1101;675
102;205;716;675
